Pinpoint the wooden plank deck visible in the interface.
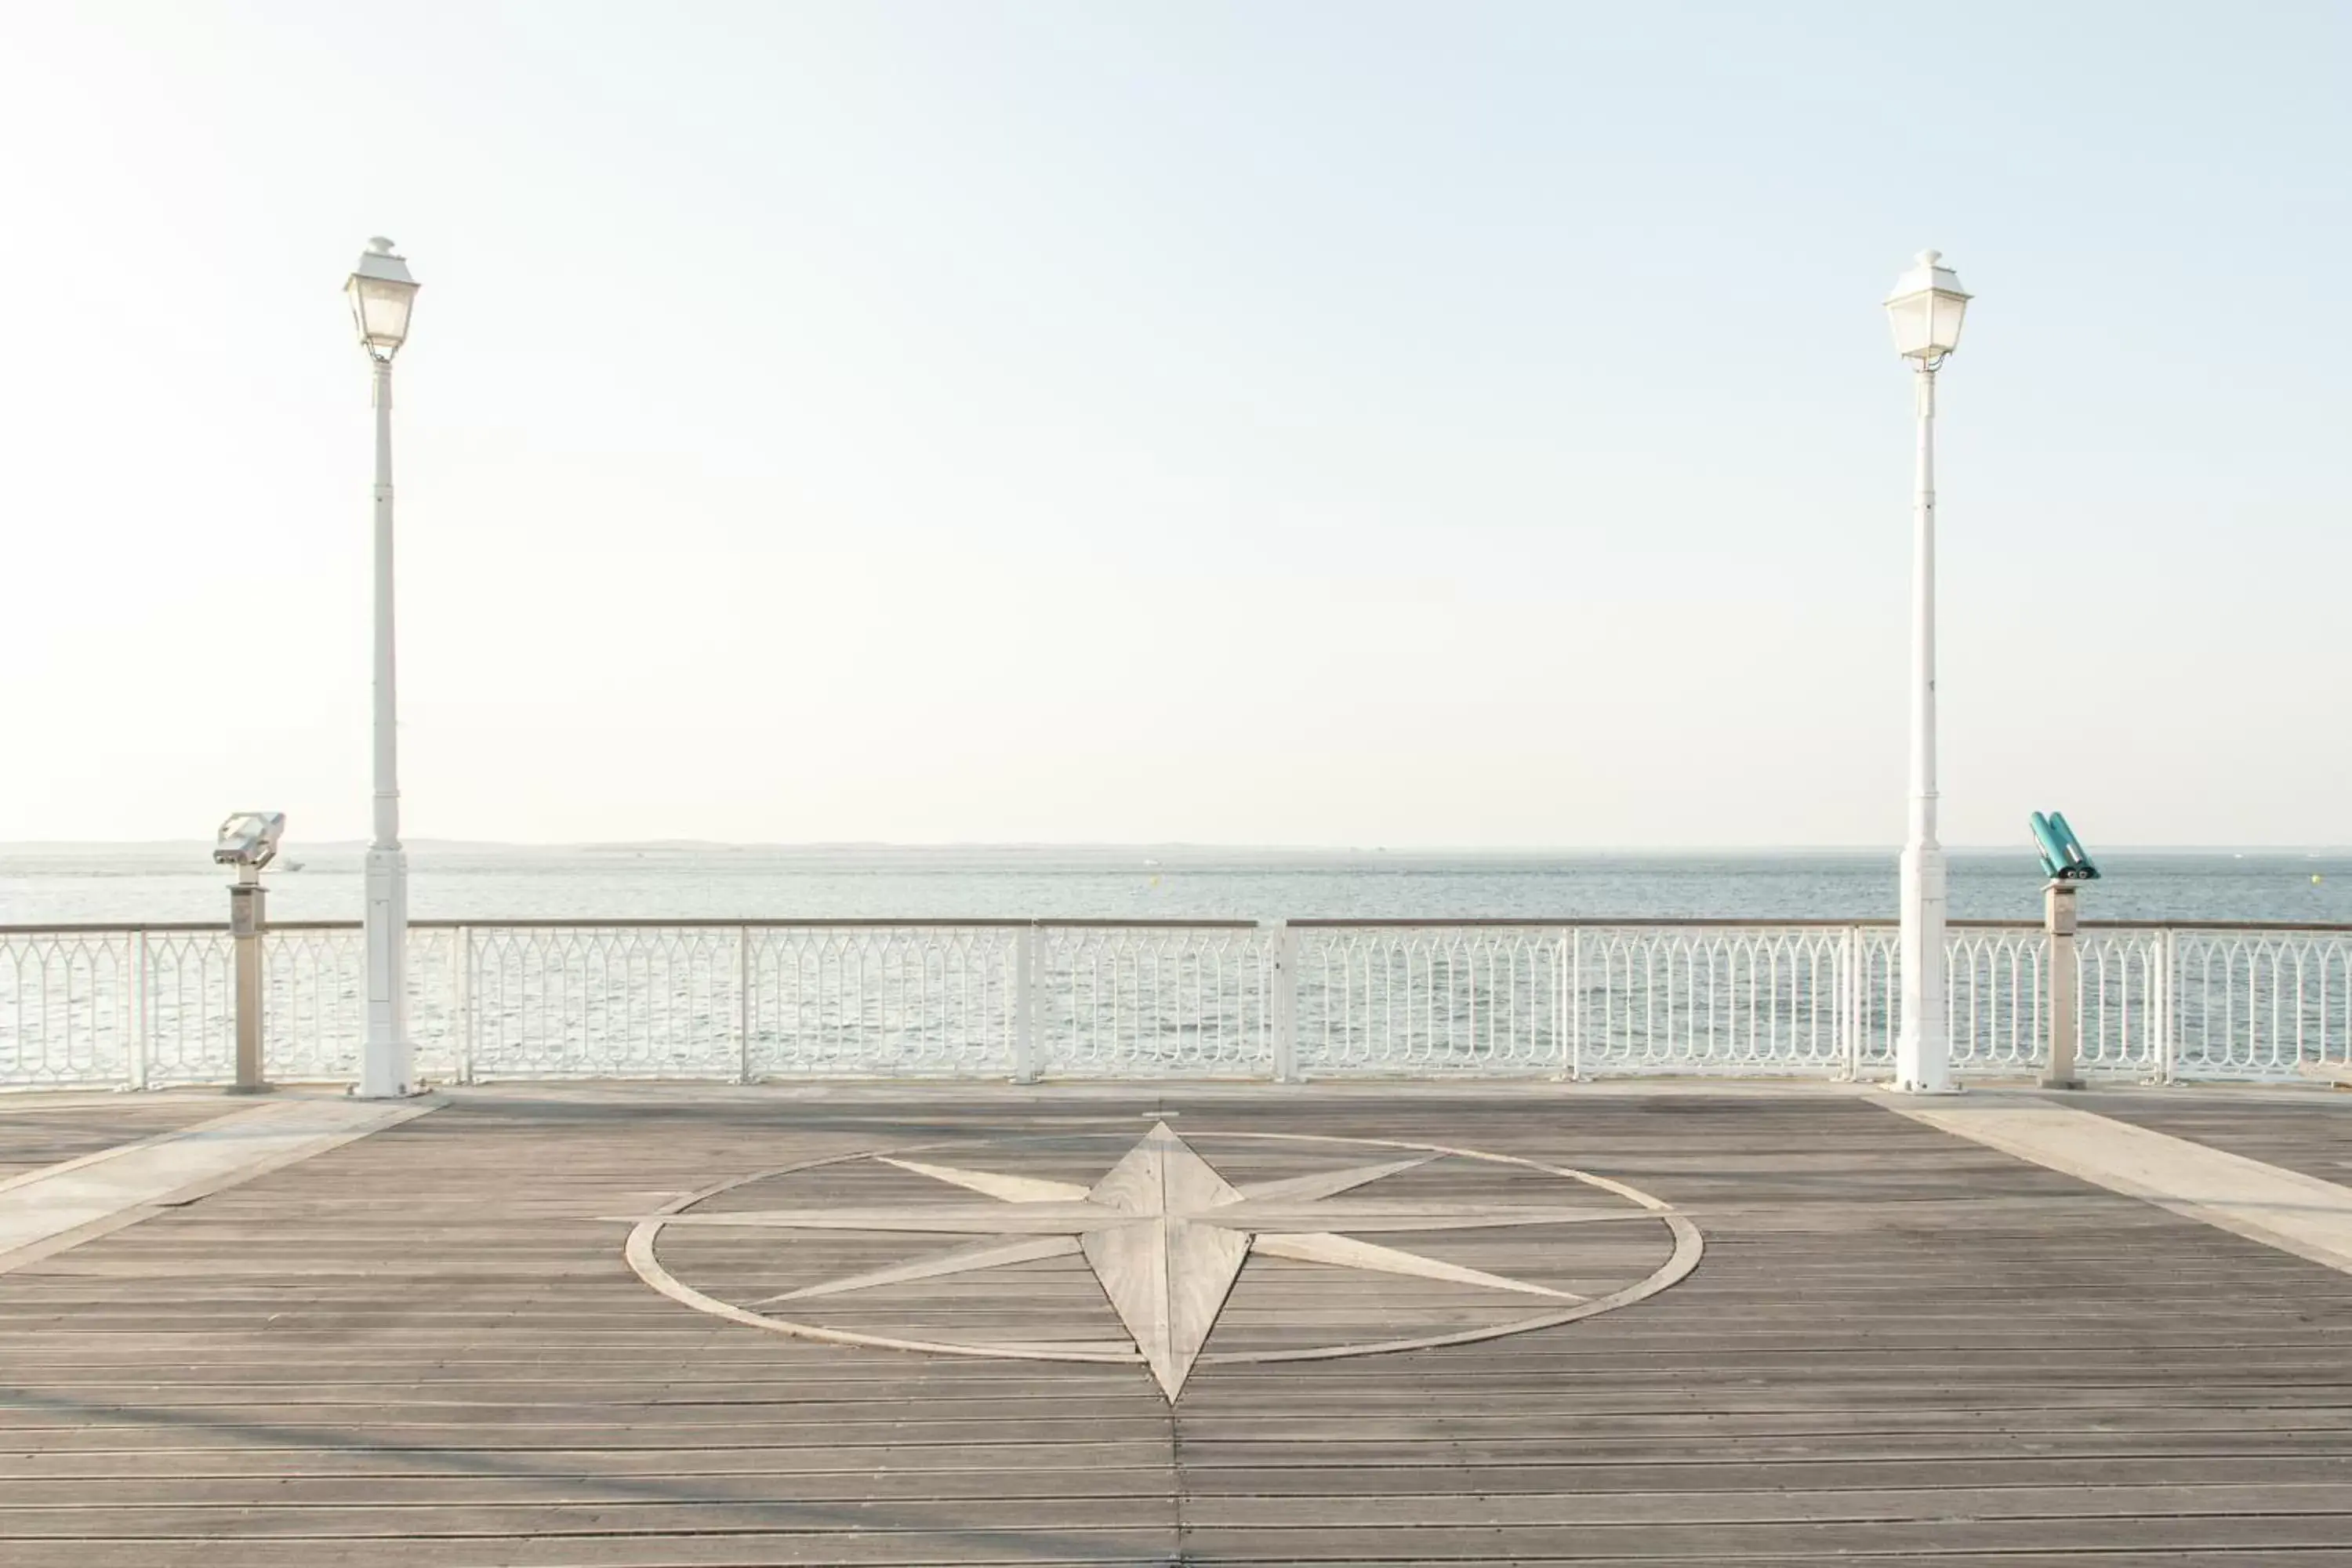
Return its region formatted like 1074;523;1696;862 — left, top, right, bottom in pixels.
3;1085;2351;1565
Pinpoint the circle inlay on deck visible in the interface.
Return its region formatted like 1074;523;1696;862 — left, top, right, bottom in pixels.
624;1122;1702;1400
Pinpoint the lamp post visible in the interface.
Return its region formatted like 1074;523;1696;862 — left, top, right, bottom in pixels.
346;238;421;1098
1882;249;1971;1094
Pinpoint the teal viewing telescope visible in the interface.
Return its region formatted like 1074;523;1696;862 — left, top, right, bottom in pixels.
2030;811;2100;882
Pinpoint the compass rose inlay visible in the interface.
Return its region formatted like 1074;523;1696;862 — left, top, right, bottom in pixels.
625;1122;1701;1399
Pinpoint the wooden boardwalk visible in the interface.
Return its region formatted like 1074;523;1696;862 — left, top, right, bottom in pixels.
2084;1088;2352;1189
0;1094;234;1185
3;1083;2351;1565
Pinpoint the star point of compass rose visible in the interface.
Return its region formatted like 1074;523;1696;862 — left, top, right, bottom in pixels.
634;1121;1661;1399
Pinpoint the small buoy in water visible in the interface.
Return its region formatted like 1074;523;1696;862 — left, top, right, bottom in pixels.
2315;874;2325;884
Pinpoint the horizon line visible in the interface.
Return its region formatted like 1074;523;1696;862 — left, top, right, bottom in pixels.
4;839;2347;855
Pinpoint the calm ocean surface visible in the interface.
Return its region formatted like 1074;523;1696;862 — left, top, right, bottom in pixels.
2;845;2347;927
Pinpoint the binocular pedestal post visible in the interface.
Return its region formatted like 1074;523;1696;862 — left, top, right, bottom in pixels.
2040;880;2081;1090
228;866;268;1094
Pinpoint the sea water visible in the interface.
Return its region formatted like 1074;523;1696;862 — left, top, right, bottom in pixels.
4;844;2347;926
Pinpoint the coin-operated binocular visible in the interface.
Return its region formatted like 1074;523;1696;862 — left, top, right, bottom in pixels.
2030;811;2100;884
213;811;286;871
214;812;285;1092
2028;811;2098;1091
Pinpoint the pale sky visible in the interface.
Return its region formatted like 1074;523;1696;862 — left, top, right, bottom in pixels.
2;2;2345;848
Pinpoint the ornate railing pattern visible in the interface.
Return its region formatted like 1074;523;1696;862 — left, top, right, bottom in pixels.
1042;924;1273;1078
4;919;2349;1089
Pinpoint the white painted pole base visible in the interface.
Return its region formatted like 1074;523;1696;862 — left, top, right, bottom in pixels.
1892;842;1955;1094
358;846;419;1098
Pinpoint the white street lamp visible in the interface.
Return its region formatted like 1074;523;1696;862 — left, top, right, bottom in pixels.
1883;249;1970;1094
346;238;421;1098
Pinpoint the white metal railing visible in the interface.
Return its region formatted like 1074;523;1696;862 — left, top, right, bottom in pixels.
5;919;2350;1091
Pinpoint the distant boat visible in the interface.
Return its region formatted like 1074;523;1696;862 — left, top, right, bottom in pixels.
278;859;304;873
